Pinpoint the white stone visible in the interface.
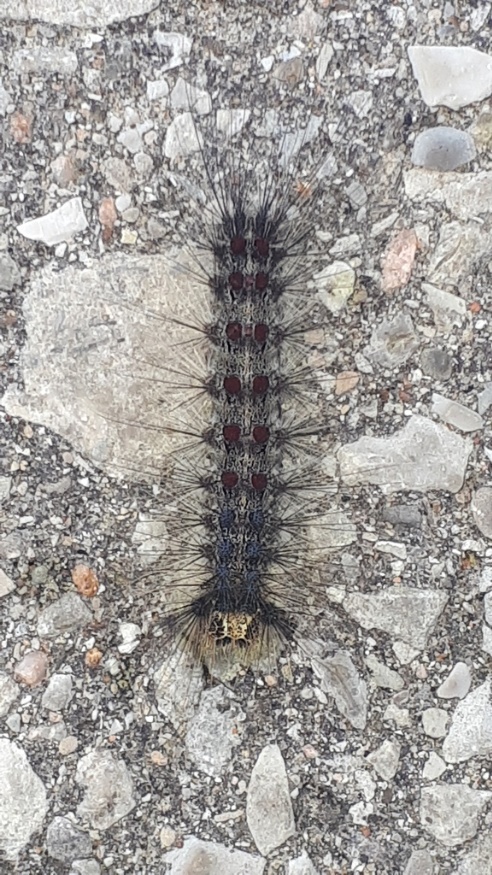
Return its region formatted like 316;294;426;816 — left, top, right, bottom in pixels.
472;488;492;539
432;394;483;433
313;261;355;314
437;662;472;699
170;77;212;115
343;586;447;650
383;702;411;727
146;79;169;101
118;127;143;155
422;707;449;738
349;800;374;824
339;414;472;495
131;513;167;566
17;198;88;247
471;3;492;30
76;750;135;829
392;640;421;664
154;649;204;731
164;837;265;875
480;567;492;593
0;253;213;478
13;47;78;74
355;768;376;801
117;622;141;655
404;168;492;222
185;686;243;777
0;0;158;26
427;223;491;293
246;744;295;855
408;46;492;110
316;42;334;80
164;113;201;160
420;784;491;847
423;751;447;780
312;650;367;729
0;739;48;859
478;383;492;416
288;851;318;875
37;592;92;638
0;568;14;597
0;79;9;115
484;592;492;625
375;540;407;560
365;654;404;691
346;90;373;118
367;739;401;780
424;282;467;328
443;679;492;762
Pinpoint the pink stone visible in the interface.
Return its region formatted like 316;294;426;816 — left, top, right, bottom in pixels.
14;650;48;686
381;228;418;294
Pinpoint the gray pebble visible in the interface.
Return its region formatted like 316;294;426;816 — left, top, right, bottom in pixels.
364;312;418;369
420;346;453;381
185;686;243;777
46;816;92;864
76;750;135;830
37;592;92;638
41;673;73;711
382;504;422;527
411;127;476;172
0;254;21;291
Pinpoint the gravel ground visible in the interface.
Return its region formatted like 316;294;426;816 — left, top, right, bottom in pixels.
1;2;492;874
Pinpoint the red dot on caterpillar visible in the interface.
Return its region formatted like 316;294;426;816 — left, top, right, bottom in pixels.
253;323;269;344
255;272;268;292
222;471;239;488
223;375;241;395
252;425;269;445
252;375;269;396
230;235;246;256
223;424;241;443
226;322;242;342
251;472;267;491
254;237;269;258
229;271;244;292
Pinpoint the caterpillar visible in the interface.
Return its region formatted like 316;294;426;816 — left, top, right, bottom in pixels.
132;101;351;674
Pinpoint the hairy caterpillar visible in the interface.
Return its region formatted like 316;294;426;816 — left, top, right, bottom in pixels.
132;101;353;672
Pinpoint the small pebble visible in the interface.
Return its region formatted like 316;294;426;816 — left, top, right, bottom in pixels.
437;662;471;699
411;127;476;172
422;707;449;738
432;393;483;433
420;347;452;381
14;651;48;686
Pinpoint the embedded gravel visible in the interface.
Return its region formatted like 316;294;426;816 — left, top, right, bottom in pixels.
1;2;492;874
